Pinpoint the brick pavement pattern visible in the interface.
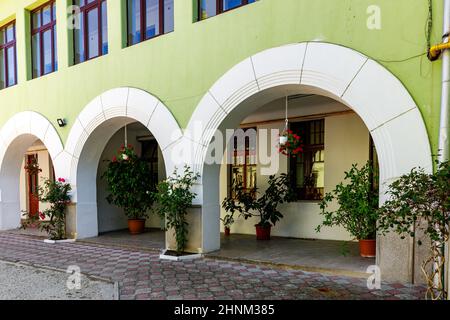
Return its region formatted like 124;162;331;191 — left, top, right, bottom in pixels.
0;233;426;300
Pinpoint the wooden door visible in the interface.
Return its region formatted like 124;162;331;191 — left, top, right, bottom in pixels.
27;154;39;216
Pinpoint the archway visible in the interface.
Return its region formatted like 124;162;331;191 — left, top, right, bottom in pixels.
185;42;433;282
65;88;181;239
0;112;64;231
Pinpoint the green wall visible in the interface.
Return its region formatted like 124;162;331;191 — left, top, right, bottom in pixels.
0;0;445;155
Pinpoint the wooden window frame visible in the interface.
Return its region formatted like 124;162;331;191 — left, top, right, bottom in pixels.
198;0;254;21
73;0;108;64
290;119;325;201
140;138;159;189
127;0;173;46
31;1;57;78
229;127;257;199
0;21;17;89
369;136;379;193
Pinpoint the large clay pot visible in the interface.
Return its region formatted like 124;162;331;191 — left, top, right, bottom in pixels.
224;227;231;237
128;219;146;235
359;239;376;258
255;225;271;240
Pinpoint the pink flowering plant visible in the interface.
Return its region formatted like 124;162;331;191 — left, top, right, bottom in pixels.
102;145;155;220
278;129;303;157
22;177;72;240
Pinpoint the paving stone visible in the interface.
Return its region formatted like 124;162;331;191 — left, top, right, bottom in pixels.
0;232;427;301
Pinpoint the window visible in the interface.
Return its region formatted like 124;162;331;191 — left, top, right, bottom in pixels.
31;1;57;78
290;119;325;201
229;128;257;198
0;21;17;89
198;0;256;20
73;0;108;64
140;138;159;188
369;136;379;193
127;0;174;46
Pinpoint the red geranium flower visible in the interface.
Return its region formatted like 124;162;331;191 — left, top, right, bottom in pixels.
278;130;303;158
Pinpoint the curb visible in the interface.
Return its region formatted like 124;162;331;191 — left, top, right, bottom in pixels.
204;254;371;279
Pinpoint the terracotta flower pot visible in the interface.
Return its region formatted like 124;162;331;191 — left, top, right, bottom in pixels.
128;219;146;235
359;239;376;258
255;225;271;240
224;227;231;236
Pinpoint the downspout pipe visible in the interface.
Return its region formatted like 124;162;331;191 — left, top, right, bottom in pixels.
437;0;450;163
439;0;450;301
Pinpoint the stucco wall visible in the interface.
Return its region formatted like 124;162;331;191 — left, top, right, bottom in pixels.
0;0;443;155
219;104;369;241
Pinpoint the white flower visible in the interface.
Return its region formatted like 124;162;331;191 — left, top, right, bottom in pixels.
122;154;129;160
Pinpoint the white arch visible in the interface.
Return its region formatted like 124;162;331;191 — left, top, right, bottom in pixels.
185;42;433;280
187;42;432;182
64;87;182;238
0;112;64;230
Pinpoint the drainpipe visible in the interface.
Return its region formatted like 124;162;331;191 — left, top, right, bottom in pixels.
436;0;450;163
428;0;450;299
440;0;450;301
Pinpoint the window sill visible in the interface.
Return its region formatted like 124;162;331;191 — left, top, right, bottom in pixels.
30;69;58;81
72;53;108;67
125;31;174;49
0;83;17;91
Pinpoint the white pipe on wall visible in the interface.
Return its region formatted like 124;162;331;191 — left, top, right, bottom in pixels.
438;0;450;163
440;0;450;300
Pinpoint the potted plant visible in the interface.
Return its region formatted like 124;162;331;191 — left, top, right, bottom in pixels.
222;174;294;240
377;161;449;300
220;213;235;236
102;145;155;235
22;177;72;241
316;162;379;257
153;166;200;255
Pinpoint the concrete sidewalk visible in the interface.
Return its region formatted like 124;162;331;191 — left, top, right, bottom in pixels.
0;260;117;300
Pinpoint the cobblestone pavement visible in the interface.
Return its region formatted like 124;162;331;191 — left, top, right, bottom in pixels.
0;232;426;300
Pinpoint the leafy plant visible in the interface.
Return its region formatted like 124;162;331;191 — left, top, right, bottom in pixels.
316;162;379;240
220;213;235;229
102;145;155;220
22;178;72;240
377;161;449;300
24;156;42;176
153;166;200;254
222;174;294;228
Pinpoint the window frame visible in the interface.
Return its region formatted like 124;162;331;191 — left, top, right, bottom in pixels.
31;0;57;78
140;137;160;189
0;21;17;89
126;0;173;46
73;0;108;64
229;127;257;199
198;0;255;21
369;136;379;193
289;119;325;202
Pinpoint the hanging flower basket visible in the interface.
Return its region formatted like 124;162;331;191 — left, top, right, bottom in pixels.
278;130;303;157
24;157;42;176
